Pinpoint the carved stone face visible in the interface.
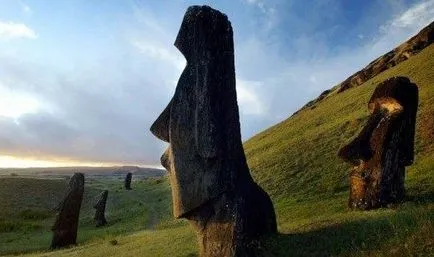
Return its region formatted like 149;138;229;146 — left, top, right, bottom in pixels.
150;6;250;218
338;77;418;209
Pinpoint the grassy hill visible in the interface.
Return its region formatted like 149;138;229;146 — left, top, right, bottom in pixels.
1;44;433;257
0;176;174;255
244;43;434;256
245;44;434;201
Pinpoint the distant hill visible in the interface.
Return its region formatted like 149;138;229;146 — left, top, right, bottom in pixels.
0;166;166;178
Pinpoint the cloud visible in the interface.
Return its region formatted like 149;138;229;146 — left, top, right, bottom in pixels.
241;0;278;31
368;0;434;61
236;79;267;115
237;0;434;121
132;40;185;71
388;0;434;28
0;85;42;120
0;52;169;165
243;0;273;14
20;2;32;15
0;0;432;167
0;21;37;40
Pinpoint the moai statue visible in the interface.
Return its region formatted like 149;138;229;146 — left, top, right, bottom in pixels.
51;173;84;249
93;190;108;227
338;77;418;210
124;172;132;190
150;6;276;257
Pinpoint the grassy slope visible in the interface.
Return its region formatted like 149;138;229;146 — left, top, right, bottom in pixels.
244;44;434;255
3;45;433;257
245;44;434;200
0;176;173;255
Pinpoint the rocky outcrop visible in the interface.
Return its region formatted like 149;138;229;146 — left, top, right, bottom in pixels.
124;172;132;190
338;77;418;210
51;173;84;249
94;190;108;227
150;5;276;256
337;21;433;93
294;21;432;115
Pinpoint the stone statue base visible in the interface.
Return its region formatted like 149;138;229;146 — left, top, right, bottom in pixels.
187;182;277;257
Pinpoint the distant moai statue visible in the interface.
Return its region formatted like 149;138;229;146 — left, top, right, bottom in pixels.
338;77;418;210
93;190;108;227
150;6;276;257
51;173;84;249
124;172;132;190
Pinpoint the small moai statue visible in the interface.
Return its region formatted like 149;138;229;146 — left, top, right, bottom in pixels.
93;190;108;227
150;6;276;257
50;173;84;249
124;172;132;190
338;77;418;210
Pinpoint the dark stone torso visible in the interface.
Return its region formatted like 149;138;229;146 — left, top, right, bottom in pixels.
94;190;108;227
125;173;132;190
150;5;277;256
339;77;418;210
51;173;84;249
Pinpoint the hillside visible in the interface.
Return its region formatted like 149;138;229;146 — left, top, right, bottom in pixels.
298;21;433;112
244;44;434;202
2;30;433;257
337;21;433;93
0;176;173;255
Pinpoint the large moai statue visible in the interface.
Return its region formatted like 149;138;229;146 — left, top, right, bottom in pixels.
338;77;418;210
150;6;276;257
124;172;132;190
51;173;84;249
94;190;108;227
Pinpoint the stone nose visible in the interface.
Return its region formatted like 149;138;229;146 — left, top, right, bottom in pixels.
338;110;385;164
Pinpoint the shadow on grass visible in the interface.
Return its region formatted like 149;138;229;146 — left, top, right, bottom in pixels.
405;191;434;204
262;204;433;257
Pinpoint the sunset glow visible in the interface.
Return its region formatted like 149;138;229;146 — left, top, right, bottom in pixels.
0;155;142;168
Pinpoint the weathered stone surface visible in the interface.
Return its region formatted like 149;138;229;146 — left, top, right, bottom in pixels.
94;190;108;227
338;77;418;210
150;5;276;256
124;172;132;190
51;173;84;249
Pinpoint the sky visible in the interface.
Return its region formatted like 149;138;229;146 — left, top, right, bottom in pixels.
0;0;433;168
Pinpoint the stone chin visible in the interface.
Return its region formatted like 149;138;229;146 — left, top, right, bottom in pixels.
160;145;228;218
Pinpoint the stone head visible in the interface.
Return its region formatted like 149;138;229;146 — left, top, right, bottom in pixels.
150;5;250;218
338;77;418;166
338;77;418;208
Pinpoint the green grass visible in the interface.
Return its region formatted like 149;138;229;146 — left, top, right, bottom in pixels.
1;45;433;257
0;176;173;255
